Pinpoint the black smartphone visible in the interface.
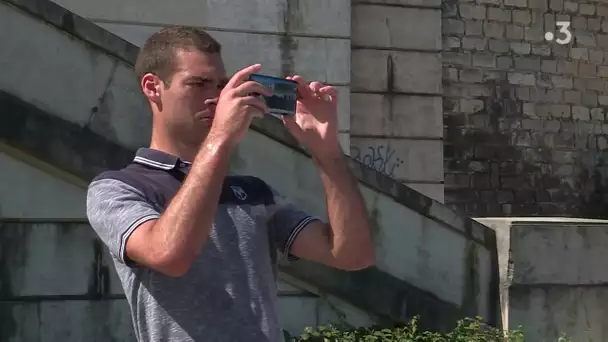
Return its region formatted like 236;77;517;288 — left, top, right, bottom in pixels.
248;74;297;116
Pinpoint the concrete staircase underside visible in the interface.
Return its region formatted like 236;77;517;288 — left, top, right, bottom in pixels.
0;0;500;336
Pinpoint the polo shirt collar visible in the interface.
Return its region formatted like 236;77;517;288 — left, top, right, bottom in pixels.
133;148;191;171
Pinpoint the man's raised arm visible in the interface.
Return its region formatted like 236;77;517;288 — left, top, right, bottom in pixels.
269;75;374;271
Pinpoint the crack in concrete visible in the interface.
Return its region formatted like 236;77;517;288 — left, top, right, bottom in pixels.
85;60;118;129
279;0;301;77
386;17;392;49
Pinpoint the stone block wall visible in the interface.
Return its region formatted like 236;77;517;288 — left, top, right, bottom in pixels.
443;0;608;217
351;0;445;202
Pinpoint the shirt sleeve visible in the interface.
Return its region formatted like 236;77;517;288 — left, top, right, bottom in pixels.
266;185;321;261
86;177;161;266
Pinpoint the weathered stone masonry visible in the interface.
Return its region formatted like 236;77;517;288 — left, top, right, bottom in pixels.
351;0;444;203
442;0;608;218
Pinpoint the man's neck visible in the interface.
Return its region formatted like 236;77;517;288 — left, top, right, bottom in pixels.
150;136;198;163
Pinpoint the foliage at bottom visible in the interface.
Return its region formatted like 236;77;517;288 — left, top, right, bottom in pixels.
288;316;572;342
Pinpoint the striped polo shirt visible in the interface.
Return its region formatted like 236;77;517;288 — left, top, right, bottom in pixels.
86;148;319;342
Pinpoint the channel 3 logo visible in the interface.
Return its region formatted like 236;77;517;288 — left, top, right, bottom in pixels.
544;21;572;45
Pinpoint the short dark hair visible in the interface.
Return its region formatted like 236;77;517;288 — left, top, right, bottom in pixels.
134;26;222;86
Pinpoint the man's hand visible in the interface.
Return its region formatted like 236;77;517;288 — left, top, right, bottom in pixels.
281;75;342;159
208;64;271;149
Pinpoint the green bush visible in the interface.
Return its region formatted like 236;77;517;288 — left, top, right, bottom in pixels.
288;316;572;342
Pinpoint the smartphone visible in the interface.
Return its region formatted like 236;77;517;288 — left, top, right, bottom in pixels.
248;74;297;116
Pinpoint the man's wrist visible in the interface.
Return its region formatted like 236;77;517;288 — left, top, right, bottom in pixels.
311;141;343;163
312;147;346;173
190;132;236;169
202;130;237;155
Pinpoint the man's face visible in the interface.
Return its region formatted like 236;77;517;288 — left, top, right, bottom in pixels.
152;49;228;147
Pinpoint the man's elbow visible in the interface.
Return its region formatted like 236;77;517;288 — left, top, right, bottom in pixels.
353;250;375;270
150;251;195;278
160;262;191;278
347;233;376;270
337;246;375;271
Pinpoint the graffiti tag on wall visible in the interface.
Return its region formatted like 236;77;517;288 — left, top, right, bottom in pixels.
350;144;404;177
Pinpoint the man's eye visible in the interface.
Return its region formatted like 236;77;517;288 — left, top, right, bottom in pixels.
188;79;210;87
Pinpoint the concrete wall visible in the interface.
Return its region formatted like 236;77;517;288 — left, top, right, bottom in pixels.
350;0;444;202
0;149;376;340
443;0;608;217
0;146;87;219
475;217;608;341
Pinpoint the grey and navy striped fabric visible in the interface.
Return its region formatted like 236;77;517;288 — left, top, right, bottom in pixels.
86;148;319;342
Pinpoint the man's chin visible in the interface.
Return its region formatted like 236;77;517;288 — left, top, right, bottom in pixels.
201;118;214;128
195;115;214;125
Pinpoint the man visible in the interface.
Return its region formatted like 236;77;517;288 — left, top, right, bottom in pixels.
86;25;373;342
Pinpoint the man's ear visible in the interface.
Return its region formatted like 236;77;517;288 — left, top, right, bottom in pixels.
141;73;162;102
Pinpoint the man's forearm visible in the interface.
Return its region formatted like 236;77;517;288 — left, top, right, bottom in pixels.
151;136;233;272
314;153;374;269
